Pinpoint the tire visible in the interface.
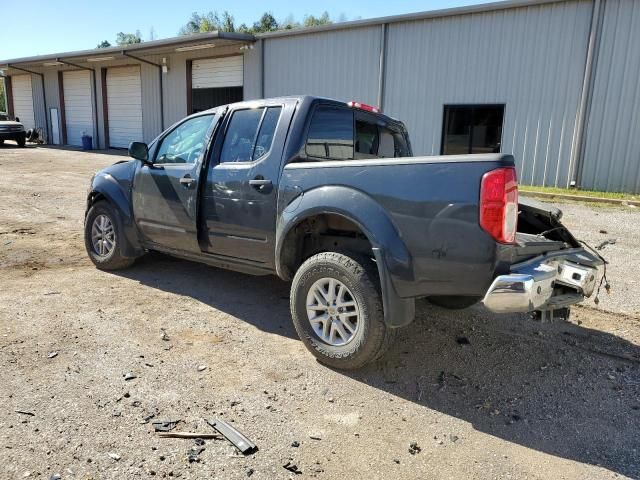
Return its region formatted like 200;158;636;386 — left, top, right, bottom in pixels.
84;201;135;270
17;135;26;147
428;296;481;310
0;139;4;146
290;251;396;369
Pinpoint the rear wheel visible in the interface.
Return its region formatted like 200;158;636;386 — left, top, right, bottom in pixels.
84;201;135;270
428;295;481;310
290;251;395;369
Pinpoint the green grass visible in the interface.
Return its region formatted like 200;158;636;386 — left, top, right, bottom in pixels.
520;185;638;201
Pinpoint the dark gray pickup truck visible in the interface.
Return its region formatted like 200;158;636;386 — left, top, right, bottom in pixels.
84;95;603;369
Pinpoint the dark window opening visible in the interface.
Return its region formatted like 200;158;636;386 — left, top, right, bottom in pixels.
441;104;504;155
219;106;282;163
192;86;243;114
304;106;410;162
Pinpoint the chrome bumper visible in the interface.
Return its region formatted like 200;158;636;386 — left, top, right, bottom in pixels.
483;253;600;313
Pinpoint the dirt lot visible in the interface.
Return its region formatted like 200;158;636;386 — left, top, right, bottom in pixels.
1;145;639;480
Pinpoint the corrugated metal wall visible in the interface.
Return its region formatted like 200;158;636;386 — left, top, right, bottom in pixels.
263;26;382;105
383;0;593;187
31;74;48;139
580;0;640;192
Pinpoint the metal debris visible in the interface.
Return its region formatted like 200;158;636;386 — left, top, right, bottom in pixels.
408;442;421;455
47;351;58;359
108;453;121;461
188;444;205;463
152;420;180;432
158;432;221;440
15;410;35;416
595;238;617;250
123;372;137;381
207;418;257;455
283;462;303;475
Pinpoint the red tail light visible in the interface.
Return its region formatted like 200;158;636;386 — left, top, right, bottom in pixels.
480;167;518;244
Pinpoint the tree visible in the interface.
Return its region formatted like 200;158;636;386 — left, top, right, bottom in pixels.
96;40;111;48
0;78;6;113
179;11;236;35
252;12;279;33
116;30;142;46
304;11;332;27
281;14;300;30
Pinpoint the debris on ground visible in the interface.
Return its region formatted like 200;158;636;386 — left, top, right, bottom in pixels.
197;365;207;372
160;329;170;341
309;435;322;441
123;372;137;381
107;453;121;461
152;420;180;432
207;418;257;455
158;432;221;440
188;442;205;463
47;351;58;359
456;336;470;345
15;410;35;417
283;461;303;475
291;440;300;448
408;442;422;455
596;238;617;250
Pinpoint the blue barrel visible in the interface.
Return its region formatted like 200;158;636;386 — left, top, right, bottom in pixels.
81;134;93;150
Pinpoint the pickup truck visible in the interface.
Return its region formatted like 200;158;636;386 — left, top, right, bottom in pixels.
0;116;26;147
84;96;603;369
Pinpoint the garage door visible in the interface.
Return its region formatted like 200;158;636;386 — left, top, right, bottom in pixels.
63;70;94;147
191;56;243;112
106;66;143;148
12;75;35;131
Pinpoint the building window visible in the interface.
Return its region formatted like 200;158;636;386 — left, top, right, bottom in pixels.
441;105;504;155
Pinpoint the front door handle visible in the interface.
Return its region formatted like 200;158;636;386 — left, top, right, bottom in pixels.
249;177;272;189
179;175;195;187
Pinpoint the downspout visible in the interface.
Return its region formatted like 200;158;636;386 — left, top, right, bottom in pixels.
57;59;100;148
7;64;49;143
569;0;603;187
122;51;164;131
377;23;388;111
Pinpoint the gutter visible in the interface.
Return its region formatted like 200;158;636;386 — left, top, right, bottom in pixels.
7;64;49;142
122;51;165;131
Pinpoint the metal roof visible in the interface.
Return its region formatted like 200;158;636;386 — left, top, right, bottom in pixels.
0;31;255;68
0;0;570;68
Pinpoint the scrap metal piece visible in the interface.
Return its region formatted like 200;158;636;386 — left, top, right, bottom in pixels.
152;420;180;432
157;432;221;440
206;418;257;454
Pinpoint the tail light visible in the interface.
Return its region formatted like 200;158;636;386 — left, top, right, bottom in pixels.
480;167;518;244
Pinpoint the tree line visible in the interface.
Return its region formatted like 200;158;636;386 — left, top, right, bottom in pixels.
97;10;342;48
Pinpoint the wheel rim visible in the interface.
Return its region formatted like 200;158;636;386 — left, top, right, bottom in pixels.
91;214;116;257
306;277;360;346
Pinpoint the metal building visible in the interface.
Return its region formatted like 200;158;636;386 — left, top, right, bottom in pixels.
0;0;638;192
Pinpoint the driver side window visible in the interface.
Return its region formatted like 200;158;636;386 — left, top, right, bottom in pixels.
155;115;213;164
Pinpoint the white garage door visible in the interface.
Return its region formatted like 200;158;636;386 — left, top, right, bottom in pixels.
192;56;243;89
106;66;143;148
63;70;94;146
12;75;35;131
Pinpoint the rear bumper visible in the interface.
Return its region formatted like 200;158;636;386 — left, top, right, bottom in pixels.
483;250;601;313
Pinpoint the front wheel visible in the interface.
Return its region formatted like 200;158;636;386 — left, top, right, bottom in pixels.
290;251;396;370
17;135;26;147
84;201;135;270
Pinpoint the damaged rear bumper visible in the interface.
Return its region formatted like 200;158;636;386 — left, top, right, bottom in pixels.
483;249;602;313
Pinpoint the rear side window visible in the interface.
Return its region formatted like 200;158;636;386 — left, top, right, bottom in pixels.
379;126;409;158
220;107;282;163
306;106;354;160
356;118;410;159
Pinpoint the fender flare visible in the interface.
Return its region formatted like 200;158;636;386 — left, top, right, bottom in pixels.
276;186;415;328
87;172;143;257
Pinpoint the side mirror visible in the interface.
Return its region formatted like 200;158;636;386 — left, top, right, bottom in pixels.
128;141;149;162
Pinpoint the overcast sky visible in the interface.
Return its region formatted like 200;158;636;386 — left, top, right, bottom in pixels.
2;0;493;59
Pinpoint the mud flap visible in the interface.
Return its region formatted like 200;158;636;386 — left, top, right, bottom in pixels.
372;247;415;328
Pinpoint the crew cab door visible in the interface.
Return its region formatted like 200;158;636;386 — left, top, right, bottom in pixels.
132;113;218;253
201;100;293;266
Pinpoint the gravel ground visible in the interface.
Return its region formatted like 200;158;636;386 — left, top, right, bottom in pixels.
0;145;639;480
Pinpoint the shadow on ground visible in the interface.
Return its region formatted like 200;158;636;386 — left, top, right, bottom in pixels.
114;253;640;478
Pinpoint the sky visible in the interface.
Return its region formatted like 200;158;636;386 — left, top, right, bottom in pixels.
1;0;493;60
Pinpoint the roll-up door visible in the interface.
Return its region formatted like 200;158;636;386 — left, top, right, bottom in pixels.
106;66;143;148
11;75;35;131
63;70;94;146
191;56;243;112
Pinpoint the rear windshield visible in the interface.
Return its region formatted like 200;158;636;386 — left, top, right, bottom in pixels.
304;105;409;161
